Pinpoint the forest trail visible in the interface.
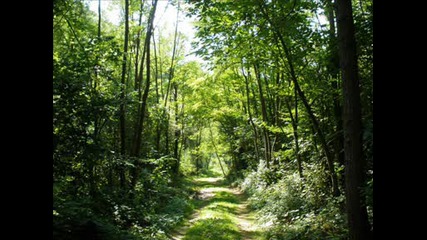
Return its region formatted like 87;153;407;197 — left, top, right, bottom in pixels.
169;177;262;240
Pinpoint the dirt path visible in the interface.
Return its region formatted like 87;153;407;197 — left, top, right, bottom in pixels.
170;177;262;240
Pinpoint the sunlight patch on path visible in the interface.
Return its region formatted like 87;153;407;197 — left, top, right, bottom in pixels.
170;177;262;240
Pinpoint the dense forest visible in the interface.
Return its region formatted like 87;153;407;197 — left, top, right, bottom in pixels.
53;0;373;239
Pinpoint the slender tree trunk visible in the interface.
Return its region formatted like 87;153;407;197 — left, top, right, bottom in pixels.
153;32;159;103
88;0;103;199
293;86;303;178
335;0;372;239
173;82;180;174
134;1;144;91
164;2;180;107
253;63;271;168
157;29;164;98
273;70;281;155
118;0;130;189
262;72;274;125
241;65;260;161
152;32;161;157
324;0;345;190
97;0;101;39
209;126;226;177
195;127;202;173
163;3;180;156
284;88;303;179
132;0;158;157
130;0;158;190
258;1;339;196
179;94;185;160
165;115;170;155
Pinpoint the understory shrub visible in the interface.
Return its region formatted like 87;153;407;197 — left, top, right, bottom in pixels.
241;161;348;239
53;156;195;239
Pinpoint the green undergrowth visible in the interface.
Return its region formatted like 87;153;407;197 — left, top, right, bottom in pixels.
54;168;202;240
240;161;349;240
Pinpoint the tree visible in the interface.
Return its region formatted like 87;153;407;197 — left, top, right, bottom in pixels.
257;0;340;196
335;0;372;238
130;0;159;190
53;0;372;238
118;0;129;189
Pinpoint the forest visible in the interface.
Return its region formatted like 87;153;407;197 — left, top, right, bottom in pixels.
53;0;373;239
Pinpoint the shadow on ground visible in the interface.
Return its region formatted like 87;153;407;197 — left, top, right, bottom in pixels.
183;217;242;240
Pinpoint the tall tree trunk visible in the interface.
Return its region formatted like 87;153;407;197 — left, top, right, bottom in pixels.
293;86;303;179
173;82;180;174
88;0;103;199
324;0;345;190
133;1;145;91
258;1;339;196
118;0;130;189
241;65;260;161
163;3;180;156
273;70;281;156
130;0;158;190
250;82;259;116
132;0;158;157
209;126;226;177
178;94;186;160
253;62;271;168
157;29;164;98
284;87;303;179
152;31;161;157
164;2;180;106
335;0;372;239
97;0;101;39
165;115;170;155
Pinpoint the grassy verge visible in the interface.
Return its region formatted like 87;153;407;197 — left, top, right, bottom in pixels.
170;174;262;240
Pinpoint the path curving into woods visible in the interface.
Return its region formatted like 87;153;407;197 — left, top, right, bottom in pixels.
169;177;262;240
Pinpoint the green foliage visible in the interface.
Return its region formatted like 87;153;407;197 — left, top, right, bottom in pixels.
53;155;198;239
54;0;372;238
241;165;348;239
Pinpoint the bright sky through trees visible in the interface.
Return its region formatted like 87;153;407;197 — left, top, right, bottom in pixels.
87;0;203;63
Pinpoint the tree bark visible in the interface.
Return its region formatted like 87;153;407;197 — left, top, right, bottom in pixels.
164;2;180;107
152;31;161;157
173;82;180;174
163;3;180;156
133;1;145;91
284;87;303;179
253;62;271;168
132;0;158;157
241;65;260;161
335;0;372;239
97;0;101;39
209;126;226;177
118;0;129;189
130;0;158;190
323;0;345;190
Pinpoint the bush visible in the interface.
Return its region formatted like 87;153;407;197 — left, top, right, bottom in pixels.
53;154;197;240
240;162;348;239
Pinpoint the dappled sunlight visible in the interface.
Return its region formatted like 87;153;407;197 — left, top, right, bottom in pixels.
54;1;371;238
206;202;239;214
195;177;223;183
170;177;263;240
183;218;242;240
